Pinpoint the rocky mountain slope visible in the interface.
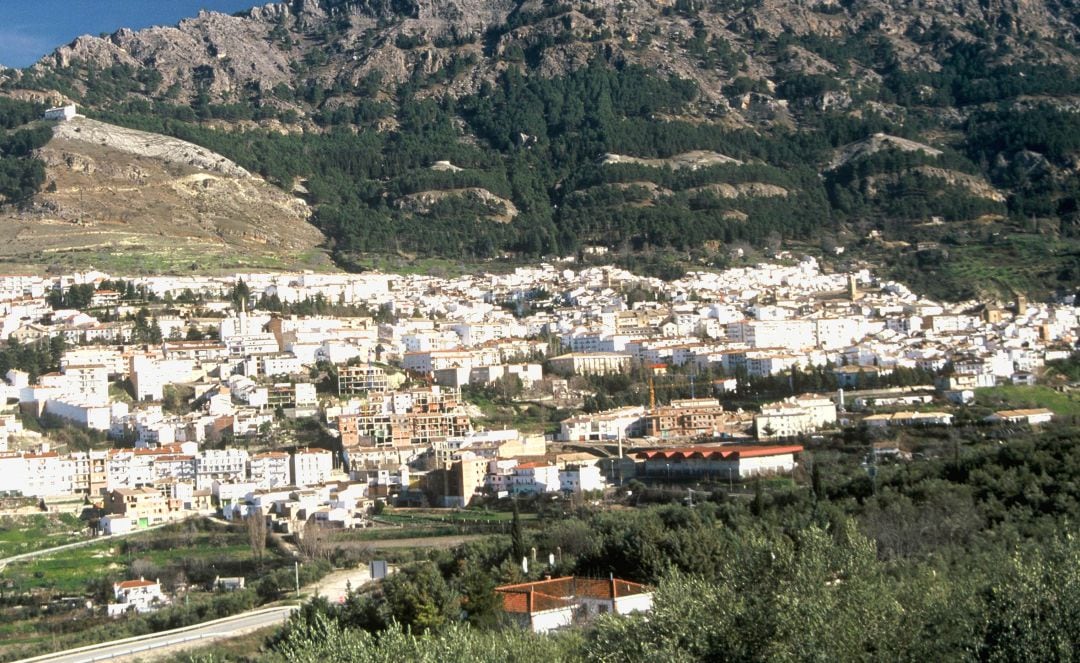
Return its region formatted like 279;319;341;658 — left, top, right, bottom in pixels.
1;0;1079;295
12;0;1080;120
0;117;325;273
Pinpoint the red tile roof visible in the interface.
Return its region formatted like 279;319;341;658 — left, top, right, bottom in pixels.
114;579;157;590
495;576;650;614
635;444;803;461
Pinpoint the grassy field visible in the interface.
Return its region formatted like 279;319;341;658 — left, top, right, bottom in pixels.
385;508;533;523
0;519;298;662
342;253;520;277
329;508;536;543
2;540;123;594
0;514;89;559
882;231;1078;301
0;243;337;277
1;521;261;595
976;385;1080;418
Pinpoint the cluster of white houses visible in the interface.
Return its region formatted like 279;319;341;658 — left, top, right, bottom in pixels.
3;258;1075;394
0;259;1074;517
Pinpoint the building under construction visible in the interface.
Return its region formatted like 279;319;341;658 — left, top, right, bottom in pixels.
338;386;471;448
337;363;389;396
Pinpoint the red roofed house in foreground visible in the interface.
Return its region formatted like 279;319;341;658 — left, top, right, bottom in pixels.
495;576;652;633
636;444;803;480
107;577;168;617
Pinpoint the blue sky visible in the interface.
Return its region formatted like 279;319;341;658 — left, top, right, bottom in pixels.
0;1;260;68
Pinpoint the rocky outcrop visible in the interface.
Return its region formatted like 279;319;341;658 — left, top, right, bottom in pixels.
688;182;790;199
828;134;944;171
0;116;325;271
16;0;1077;127
394;187;518;221
602;151;745;170
52;118;252;178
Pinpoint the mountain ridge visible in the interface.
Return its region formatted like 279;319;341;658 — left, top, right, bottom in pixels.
1;0;1079;297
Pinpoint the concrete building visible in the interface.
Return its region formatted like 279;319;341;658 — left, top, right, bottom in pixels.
559;465;606;494
105;487;170;527
646;400;731;439
195;449;249;490
511;462;561;495
755;395;837;440
636;444;804;480
43;104;77;121
863;411;954;428
443;456;488;507
560;406;646;442
337;363;389;396
249;451;292;489
548;352;632;376
291;447;333;487
984;408;1055;425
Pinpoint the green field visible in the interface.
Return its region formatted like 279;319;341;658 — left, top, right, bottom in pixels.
976;385;1080;418
0;519;303;662
1;522;261;595
385;508;532;523
0;514;88;559
331;508;536;542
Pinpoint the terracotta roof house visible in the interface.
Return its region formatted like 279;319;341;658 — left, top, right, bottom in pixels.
495;576;652;633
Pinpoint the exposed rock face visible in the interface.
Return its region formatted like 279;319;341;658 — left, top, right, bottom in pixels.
394;187;519;221
603;151;745;170
0;117;325;271
828;134;945;171
689;182;790;199
17;0;1079;126
51;118;253;178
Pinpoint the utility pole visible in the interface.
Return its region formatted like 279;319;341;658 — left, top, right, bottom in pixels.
295;561;300;598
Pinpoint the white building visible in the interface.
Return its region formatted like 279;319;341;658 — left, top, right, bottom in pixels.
43;104;77;121
291;448;333;487
496;577;652;634
863;411;954;428
637;445;803;480
196;449;249;490
249;451;292;489
511;462;561;495
984;408;1055;425
130;355;195;401
559;406;646;442
755;395;837;440
108;578;167;617
559;465;606;494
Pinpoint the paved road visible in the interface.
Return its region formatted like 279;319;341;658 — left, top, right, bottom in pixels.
17;606;295;663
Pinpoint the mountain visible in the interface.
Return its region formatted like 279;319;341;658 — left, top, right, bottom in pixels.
0;111;325;273
1;0;1080;296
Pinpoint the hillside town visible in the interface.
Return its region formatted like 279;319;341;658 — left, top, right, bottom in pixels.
0;257;1073;531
